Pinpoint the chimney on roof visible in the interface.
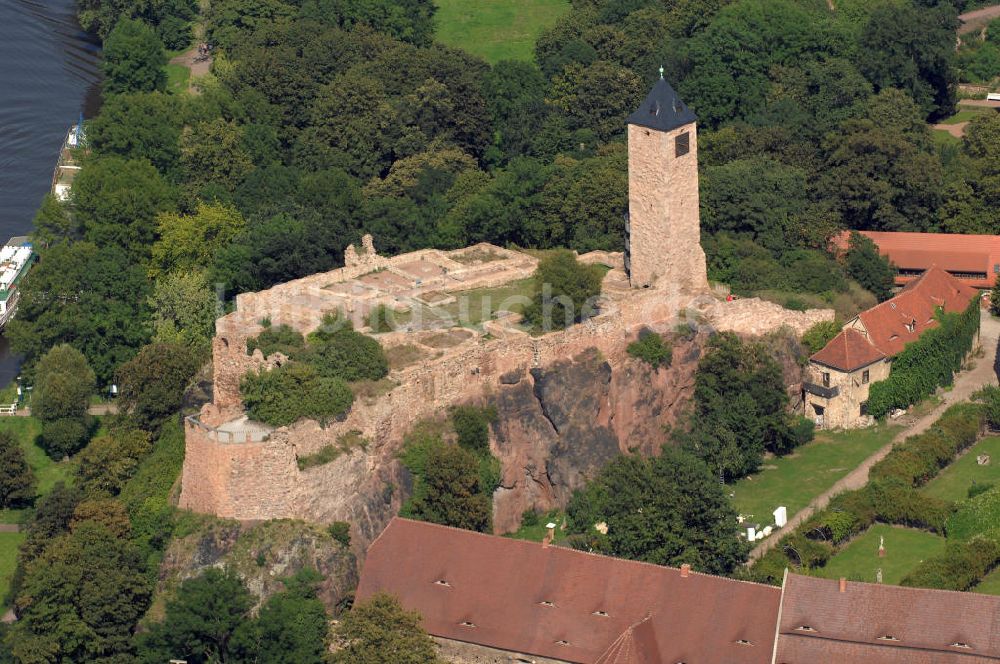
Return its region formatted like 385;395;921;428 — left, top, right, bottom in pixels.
680;564;691;578
543;522;556;548
839;577;847;593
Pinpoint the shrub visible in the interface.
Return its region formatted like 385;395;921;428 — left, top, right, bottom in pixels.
297;431;367;470
241;363;353;427
627;330;673;368
949;484;1000;540
76;429;152;497
451;405;496;454
867;299;980;418
803;509;863;545
297;314;389;382
116;342;200;430
246;323;304;357
901;537;1000;590
329;521;351;548
801;320;841;354
523;250;603;331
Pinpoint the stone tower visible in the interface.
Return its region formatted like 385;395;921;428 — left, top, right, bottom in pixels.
625;73;708;293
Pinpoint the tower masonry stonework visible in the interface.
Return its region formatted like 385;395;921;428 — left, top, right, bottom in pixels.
626;76;708;293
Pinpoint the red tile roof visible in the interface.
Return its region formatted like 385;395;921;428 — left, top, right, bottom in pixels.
356;518;781;664
775;573;1000;663
833;230;1000;289
855;266;979;357
810;328;887;372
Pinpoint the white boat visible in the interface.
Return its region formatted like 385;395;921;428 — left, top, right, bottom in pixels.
0;237;35;329
51;123;84;202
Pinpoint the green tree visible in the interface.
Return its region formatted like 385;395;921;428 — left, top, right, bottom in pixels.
626;331;673;368
801;320;842;355
137;568;253;664
8;520;152;663
678;332;804;479
151;202;246;277
524;250;603;331
405;443;492;533
329;593;443;664
295;316;389;383
566;447;747;574
116;343;201;430
230;570;329;663
7;242;151;385
299;0;437;46
73;156;176;258
451;405;496;455
858;2;958;119
845;231;896;301
150;270;218;356
0;432;35;508
32;344;96;459
180;119;255;192
31;194;79;248
88;92;182;176
76;429;152;497
240;363;354;427
549;60;644;142
102;18;167;95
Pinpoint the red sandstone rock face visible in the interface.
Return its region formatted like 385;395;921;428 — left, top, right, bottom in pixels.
489;335;703;533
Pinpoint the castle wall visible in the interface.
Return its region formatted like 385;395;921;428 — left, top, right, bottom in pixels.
180;288;834;546
627;122;708;293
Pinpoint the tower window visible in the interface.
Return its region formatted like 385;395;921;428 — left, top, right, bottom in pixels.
675;132;690;157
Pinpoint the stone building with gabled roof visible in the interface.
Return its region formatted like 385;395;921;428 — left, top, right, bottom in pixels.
356;518;1000;664
804;266;979;429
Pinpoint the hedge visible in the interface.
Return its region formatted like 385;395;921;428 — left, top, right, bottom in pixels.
869;403;983;487
749;404;982;585
867;298;980;419
901;536;1000;591
948;485;1000;541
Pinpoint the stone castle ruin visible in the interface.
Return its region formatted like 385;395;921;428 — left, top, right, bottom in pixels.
179;77;832;544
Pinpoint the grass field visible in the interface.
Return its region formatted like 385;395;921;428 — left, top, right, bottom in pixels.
922;436;1000;503
730;424;899;526
0;416;73;525
940;108;994;124
435;278;536;327
435;0;570;63
816;524;946;586
0;532;25;609
506;509;568;543
932;128;963;147
974;566;1000;595
165;63;190;94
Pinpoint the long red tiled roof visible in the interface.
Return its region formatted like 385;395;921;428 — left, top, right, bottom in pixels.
855;265;979;357
775;573;1000;663
832;230;1000;288
356;518;781;664
810;328;886;372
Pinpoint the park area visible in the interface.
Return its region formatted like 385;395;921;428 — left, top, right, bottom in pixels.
729;424;899;527
815;524;946;586
921;436;1000;503
434;0;570;62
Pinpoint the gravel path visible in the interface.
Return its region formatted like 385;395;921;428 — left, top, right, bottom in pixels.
959;4;1000;35
749;310;1000;562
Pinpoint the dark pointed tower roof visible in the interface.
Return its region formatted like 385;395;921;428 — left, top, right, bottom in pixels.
627;72;697;132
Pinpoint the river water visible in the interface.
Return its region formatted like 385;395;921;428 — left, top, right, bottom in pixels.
0;0;102;385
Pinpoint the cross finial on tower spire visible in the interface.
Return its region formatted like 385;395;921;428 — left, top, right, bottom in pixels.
659;65;664;79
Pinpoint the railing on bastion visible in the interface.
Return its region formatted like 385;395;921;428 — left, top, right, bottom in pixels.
186;415;271;443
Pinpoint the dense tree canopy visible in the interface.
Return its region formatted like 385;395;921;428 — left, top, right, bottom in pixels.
567;446;747;574
101;18;168;95
330;593;443;664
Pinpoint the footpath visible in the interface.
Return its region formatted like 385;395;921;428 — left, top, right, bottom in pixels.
749;311;1000;561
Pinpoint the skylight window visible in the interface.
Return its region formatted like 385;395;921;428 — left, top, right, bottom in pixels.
434;579;451;587
459;621;476;628
539;601;555;608
735;639;753;646
877;635;899;642
796;626;816;632
592;610;609;617
950;642;972;649
555;640;570;646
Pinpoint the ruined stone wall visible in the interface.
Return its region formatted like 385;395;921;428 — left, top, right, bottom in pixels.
627;121;708;293
180;287;834;546
433;637;572;664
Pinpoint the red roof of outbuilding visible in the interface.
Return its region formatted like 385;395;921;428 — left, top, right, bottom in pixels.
810;328;887;372
775;573;1000;663
356;518;781;664
855;266;978;357
833;230;1000;289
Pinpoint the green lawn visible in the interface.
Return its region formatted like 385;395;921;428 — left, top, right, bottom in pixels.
932;128;963;148
0;416;73;525
974;566;1000;595
165;63;190;94
816;524;946;586
435;0;571;63
922;436;1000;503
435;278;537;327
730;424;898;526
0;532;24;609
939;108;995;124
506;509;568;543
